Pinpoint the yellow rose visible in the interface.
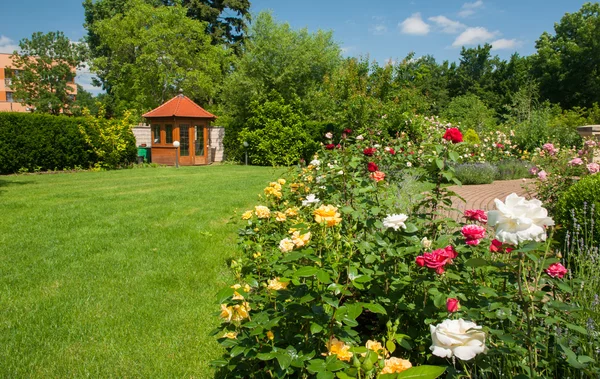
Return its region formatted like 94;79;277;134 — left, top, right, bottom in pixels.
277;178;286;185
231;284;251;300
253;252;262;259
266;331;274;340
326;338;353;362
222;331;238;339
254;205;271;219
275;212;287;222
269;182;282;191
279;238;295;253
381;357;412;374
314;205;342;226
285;207;299;217
292;231;311;248
241;210;253;220
231;302;251;322
220;304;233;322
267;277;288;291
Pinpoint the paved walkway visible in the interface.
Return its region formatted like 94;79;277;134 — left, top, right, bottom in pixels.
448;179;533;215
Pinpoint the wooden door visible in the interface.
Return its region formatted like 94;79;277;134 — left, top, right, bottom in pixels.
194;125;208;165
178;123;193;165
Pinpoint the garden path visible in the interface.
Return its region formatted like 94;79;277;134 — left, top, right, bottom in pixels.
448;178;533;218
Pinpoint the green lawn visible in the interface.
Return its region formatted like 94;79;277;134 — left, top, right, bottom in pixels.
0;165;282;378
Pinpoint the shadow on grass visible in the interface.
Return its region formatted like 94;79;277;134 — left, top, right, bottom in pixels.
0;178;34;194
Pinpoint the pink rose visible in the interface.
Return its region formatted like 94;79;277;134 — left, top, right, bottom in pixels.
446;298;460;313
568;158;583;166
464;209;487;223
370;171;386;182
585;140;597;147
545;263;568;279
587;163;600;174
529;166;539;176
461;225;486;245
542;143;558;156
537;170;547;181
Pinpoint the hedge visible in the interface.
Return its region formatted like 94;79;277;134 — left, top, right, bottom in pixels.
0;112;136;174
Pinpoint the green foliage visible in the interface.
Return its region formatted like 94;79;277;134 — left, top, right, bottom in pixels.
453;162;497;184
238;94;318;166
556;174;600;248
89;0;225;115
0;112;136;174
10;31;85;115
462;129;480;144
533;2;600;108
442;94;496;132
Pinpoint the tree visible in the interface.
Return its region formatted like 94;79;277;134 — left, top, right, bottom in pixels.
10;31;84;115
532;2;600;108
89;0;225;115
71;84;100;116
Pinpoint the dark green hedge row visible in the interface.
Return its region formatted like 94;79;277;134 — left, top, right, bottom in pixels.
0;112;135;174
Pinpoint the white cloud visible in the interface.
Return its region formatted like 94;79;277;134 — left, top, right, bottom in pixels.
458;0;484;18
399;13;430;35
452;27;498;47
0;35;19;54
369;17;388;35
491;38;522;50
428;15;466;34
340;46;356;55
76;62;103;95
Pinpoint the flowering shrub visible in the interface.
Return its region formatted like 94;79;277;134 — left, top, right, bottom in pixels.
212;129;598;378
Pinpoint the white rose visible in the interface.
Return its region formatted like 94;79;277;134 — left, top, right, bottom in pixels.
430;319;487;361
310;159;320;167
356;135;364;141
421;237;432;249
487;193;554;245
325;132;333;139
302;194;320;206
406;162;412;167
382;214;408;231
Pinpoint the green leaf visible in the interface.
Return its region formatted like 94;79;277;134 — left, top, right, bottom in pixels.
209;359;228;367
307;359;327;373
435;158;445;170
280;252;305;262
362;303;387;314
216;287;235;303
464;258;488;267
403;222;418;233
295;266;319;277
565;322;588;335
448;151;460;162
317;269;332;284
275;352;292;370
317;372;335;379
578;355;595;364
326;359;347;371
230;345;245;357
386;339;396;354
257;352;275;361
396;365;447;378
560;344;586;369
310;322;324;334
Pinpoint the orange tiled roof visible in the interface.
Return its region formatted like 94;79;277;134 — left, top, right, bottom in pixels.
142;94;216;119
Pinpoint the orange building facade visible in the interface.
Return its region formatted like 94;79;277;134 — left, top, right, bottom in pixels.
0;53;77;113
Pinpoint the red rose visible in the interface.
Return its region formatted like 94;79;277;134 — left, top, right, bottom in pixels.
370;171;386;182
343;128;352;135
415;246;457;275
489;239;514;253
496;143;504;148
461;225;486;245
325;144;335;150
385;147;395;155
367;162;378;172
363;147;377;156
545;263;568;279
443;128;463;143
464;209;487;223
336;144;342;149
446;298;460;313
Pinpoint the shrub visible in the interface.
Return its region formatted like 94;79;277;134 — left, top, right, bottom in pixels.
556;174;600;248
493;159;532;180
453;162;497;184
462;128;480;144
0;111;136;174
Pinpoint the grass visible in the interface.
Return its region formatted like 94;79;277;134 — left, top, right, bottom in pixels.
0;165;283;378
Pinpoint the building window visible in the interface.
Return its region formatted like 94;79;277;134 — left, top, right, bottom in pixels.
153;124;161;144
6;92;13;103
179;124;189;156
165;125;173;144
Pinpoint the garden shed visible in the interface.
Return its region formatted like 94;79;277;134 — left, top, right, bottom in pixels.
143;93;217;166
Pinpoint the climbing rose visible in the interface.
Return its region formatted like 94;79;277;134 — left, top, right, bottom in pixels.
367;162;378;172
363;147;377;156
430;319;487;361
464;209;487;223
546;263;568;278
443;128;463;143
461;225;486;245
487;193;554;245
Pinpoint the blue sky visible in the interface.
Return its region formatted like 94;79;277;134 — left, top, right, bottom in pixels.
0;0;588;93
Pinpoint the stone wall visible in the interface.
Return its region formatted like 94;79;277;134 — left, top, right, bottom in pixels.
209;127;225;162
132;123;151;147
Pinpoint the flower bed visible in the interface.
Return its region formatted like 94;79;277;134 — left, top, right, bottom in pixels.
212;128;599;378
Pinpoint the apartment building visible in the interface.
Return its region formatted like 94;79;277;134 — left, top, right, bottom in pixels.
0;53;77;113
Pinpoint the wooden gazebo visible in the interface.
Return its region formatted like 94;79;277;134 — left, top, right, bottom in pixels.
143;93;217;166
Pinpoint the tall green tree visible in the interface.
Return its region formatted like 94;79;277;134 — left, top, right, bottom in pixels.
10;31;85;115
532;2;600;108
89;0;225;115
